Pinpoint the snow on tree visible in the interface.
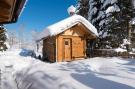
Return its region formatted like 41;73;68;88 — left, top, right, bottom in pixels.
76;0;89;19
118;0;135;38
88;0;121;48
108;0;135;49
77;0;135;49
0;25;9;51
77;0;115;48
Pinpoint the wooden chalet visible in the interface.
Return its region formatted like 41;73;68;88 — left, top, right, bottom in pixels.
37;15;98;62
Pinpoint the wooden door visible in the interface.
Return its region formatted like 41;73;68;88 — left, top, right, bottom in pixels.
63;38;71;61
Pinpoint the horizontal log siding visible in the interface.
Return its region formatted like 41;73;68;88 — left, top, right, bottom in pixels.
43;37;56;62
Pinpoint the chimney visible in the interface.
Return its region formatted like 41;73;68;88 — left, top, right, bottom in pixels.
67;5;76;16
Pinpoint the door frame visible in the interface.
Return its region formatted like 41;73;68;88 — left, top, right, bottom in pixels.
62;38;72;62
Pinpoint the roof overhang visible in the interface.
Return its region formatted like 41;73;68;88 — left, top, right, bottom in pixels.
0;0;27;24
37;22;98;42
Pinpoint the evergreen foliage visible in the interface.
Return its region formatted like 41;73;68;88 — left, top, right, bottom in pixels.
0;25;8;51
76;0;89;19
77;0;135;49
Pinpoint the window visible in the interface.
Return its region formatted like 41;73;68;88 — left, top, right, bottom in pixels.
65;41;68;45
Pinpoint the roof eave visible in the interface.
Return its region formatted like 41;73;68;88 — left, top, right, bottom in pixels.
0;0;27;24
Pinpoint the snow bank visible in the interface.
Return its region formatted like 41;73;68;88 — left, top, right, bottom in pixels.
0;50;35;71
14;57;135;89
36;15;98;41
0;49;135;89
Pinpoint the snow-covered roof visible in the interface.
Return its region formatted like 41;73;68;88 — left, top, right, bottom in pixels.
36;15;98;41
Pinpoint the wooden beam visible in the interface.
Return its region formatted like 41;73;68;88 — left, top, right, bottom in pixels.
0;0;11;9
0;0;26;24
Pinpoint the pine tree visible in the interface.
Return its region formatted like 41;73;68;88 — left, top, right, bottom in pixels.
76;0;89;19
118;0;135;39
107;0;135;48
77;0;135;49
89;0;121;48
0;25;9;51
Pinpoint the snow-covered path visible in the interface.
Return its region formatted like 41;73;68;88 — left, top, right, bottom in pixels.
0;50;135;89
0;50;36;89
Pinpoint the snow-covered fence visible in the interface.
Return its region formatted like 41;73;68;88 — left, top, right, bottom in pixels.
93;49;117;57
93;49;135;58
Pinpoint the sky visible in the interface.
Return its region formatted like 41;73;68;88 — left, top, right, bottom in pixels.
6;0;77;41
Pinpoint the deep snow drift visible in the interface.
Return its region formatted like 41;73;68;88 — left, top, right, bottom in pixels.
0;49;135;89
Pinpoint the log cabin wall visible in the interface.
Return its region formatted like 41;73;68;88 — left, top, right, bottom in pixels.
43;36;56;62
56;23;96;62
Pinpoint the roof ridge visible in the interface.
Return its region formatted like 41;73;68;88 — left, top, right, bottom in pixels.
36;15;98;41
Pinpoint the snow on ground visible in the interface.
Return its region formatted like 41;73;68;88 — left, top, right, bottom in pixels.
0;49;36;71
0;49;135;89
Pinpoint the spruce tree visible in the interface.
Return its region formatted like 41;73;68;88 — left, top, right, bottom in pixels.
107;0;135;48
77;0;135;49
118;0;135;39
89;0;121;48
76;0;89;19
0;25;8;51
